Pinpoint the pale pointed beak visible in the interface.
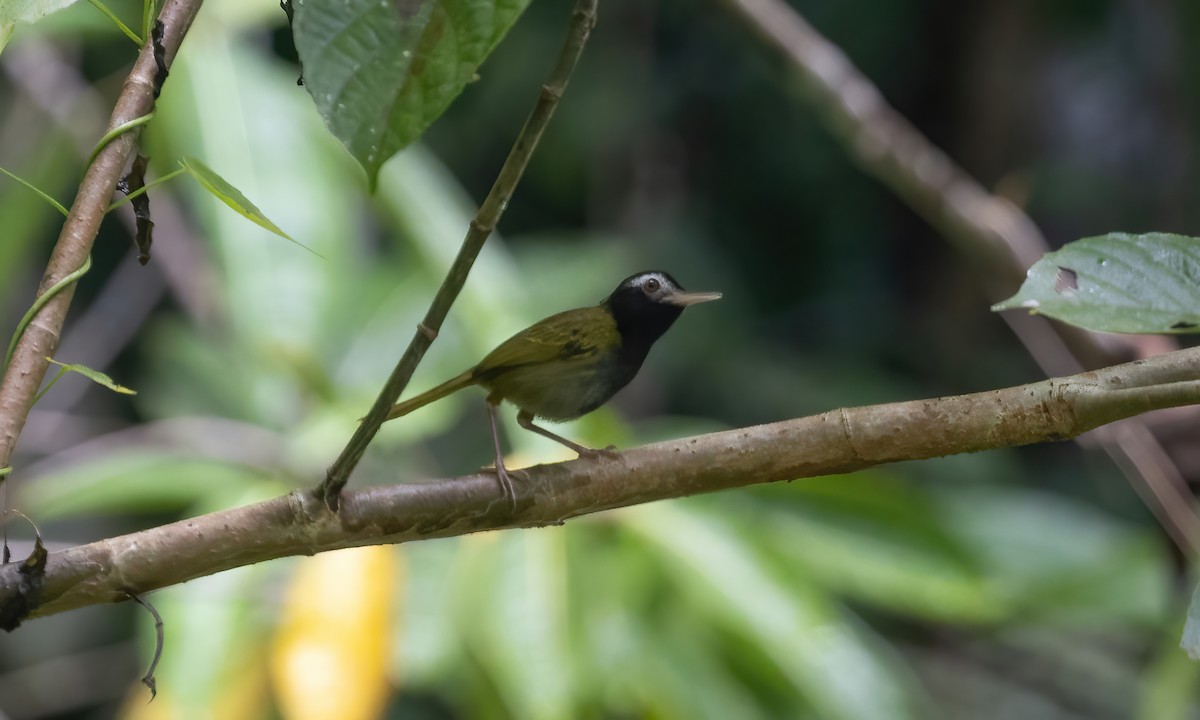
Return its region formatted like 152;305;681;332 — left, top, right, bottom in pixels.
663;291;723;307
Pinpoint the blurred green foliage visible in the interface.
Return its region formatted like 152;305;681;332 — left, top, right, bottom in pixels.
2;0;1200;718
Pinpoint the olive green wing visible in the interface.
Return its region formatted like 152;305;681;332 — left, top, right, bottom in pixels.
474;306;618;377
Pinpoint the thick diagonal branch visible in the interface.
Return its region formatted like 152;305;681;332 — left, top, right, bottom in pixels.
0;0;204;472
5;346;1200;626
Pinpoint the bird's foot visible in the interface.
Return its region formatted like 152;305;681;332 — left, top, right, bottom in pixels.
483;464;518;514
578;444;620;461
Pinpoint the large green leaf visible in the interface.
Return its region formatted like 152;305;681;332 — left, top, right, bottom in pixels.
292;0;532;189
0;0;79;53
21;452;274;519
628;504;924;720
992;232;1200;333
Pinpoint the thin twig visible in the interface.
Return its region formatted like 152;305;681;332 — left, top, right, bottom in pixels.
318;0;601;510
716;0;1200;554
0;0;204;476
5;346;1200;624
127;593;163;700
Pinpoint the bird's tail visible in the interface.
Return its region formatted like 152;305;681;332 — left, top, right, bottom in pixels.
384;370;476;421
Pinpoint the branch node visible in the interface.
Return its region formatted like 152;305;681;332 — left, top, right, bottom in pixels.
838;407;866;464
468;218;489;235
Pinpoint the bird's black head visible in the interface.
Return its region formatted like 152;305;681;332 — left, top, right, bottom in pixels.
602;271;721;357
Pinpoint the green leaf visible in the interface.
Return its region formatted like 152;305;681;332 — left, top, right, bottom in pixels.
992;232;1200;334
46;357;136;395
0;0;81;53
1182;579;1200;660
1148;622;1200;715
0;0;125;32
22;452;268;519
292;0;532;189
473;533;573;719
935;484;1169;625
178;156;314;252
628;504;924;720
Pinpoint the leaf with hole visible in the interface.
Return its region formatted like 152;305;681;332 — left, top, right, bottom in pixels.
292;0;532;189
992;232;1200;334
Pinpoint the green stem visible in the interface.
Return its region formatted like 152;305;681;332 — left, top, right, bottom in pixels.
0;166;68;217
107;167;186;212
87;113;155;168
318;0;601;510
3;256;94;373
142;0;158;43
86;0;144;45
30;367;70;407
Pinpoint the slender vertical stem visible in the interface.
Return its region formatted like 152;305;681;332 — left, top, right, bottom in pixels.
319;0;601;510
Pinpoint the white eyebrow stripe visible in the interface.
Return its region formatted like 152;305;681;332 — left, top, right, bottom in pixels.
630;271;672;289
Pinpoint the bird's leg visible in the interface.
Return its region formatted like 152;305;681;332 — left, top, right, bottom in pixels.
516;410;619;459
486;399;517;511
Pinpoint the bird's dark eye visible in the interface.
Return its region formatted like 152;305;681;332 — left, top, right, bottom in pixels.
643;278;661;293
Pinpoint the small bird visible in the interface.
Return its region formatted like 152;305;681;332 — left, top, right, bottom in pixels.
384;271;721;507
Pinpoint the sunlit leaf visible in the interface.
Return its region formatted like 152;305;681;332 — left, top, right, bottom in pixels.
270;546;398;720
179;156;312;251
474;532;572;720
292;0;532;189
21;452;274;519
992;232;1200;333
46;357;136;395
